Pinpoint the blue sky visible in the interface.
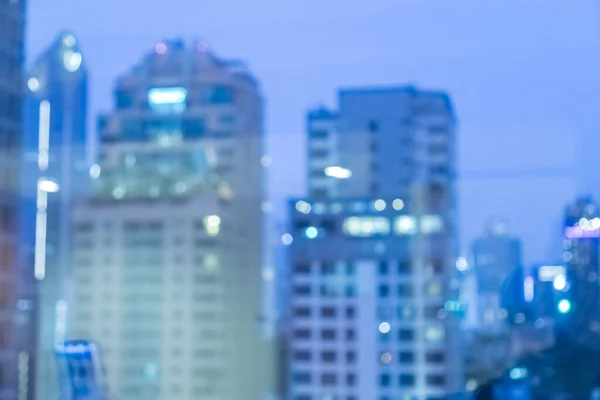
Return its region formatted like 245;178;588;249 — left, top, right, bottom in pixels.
29;0;600;264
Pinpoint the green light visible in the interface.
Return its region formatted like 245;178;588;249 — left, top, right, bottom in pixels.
558;299;571;314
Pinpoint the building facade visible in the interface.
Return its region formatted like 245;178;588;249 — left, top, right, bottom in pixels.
21;31;89;400
0;1;29;399
471;219;522;329
288;86;461;399
69;39;271;400
561;196;600;342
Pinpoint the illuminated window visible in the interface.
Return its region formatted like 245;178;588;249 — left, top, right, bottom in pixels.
421;215;444;234
394;216;417;235
148;87;187;114
424;325;445;343
343;217;390;237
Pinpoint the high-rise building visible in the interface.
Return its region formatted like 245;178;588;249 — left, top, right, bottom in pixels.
561;196;600;342
471;218;522;328
0;1;28;399
69;39;270;400
288;86;461;399
21;31;89;400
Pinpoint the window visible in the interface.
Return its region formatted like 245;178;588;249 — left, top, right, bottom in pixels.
310;130;328;139
294;307;311;317
294;285;311;296
345;306;356;319
345;284;356;297
380;373;390;387
398;351;415;364
398;329;414;341
378;284;390;297
427;375;446;386
399;374;415;386
379;261;389;275
321;263;336;276
294;263;311;274
398;260;412;274
368;120;379;133
346;329;356;341
321;307;336;318
321;329;336;340
204;85;234;104
345;263;356;276
294;329;311;339
321;373;337;385
346;373;356;386
293;372;311;384
397;284;413;296
294;351;312;361
397;306;415;320
346;351;356;364
426;351;446;363
310;148;329;158
321;351;336;363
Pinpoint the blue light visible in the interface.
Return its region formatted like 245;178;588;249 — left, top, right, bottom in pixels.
305;226;318;239
558;299;571;314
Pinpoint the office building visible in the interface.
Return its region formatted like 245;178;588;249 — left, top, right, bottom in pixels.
69;39;270;400
471;219;522;328
561;196;600;342
22;31;89;400
0;1;29;399
288;86;461;399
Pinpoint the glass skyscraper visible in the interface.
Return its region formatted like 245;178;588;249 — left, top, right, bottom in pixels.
22;31;89;400
0;1;28;399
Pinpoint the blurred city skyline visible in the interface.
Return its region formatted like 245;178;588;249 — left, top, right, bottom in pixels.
28;0;600;263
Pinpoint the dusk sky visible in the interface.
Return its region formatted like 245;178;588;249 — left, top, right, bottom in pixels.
29;0;600;264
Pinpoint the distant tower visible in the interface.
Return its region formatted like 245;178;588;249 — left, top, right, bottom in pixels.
471;217;522;328
560;196;600;342
22;31;89;400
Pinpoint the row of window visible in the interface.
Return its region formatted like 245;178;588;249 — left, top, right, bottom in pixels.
294;260;444;276
292;372;357;386
292;350;445;364
380;373;446;387
292;283;443;299
293;329;356;341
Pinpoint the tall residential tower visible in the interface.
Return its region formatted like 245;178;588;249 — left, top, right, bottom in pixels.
69;39;271;400
288;86;462;399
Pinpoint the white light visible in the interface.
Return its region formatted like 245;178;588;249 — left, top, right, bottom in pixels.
89;164;101;179
148;87;187;105
155;43;167;54
261;201;273;214
579;217;589;229
524;276;534;302
421;215;444;234
380;352;392;364
553;274;567;291
262;268;275;282
394;215;417;235
260;155;272;167
305;226;318;239
538;265;566;281
374;199;386;211
558;299;571;313
378;322;391;334
295;200;311;214
38;178;59;193
563;252;572;262
205;215;221;227
62;34;76;47
456;257;469;272
324;166;352;179
392;199;404;211
54;300;68;345
63;50;82;72
34;186;47;281
593;218;600;230
509;367;527;380
281;233;293;246
424;326;445;342
112;187;125;199
175;181;187;193
27;78;40;92
38;101;50;171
